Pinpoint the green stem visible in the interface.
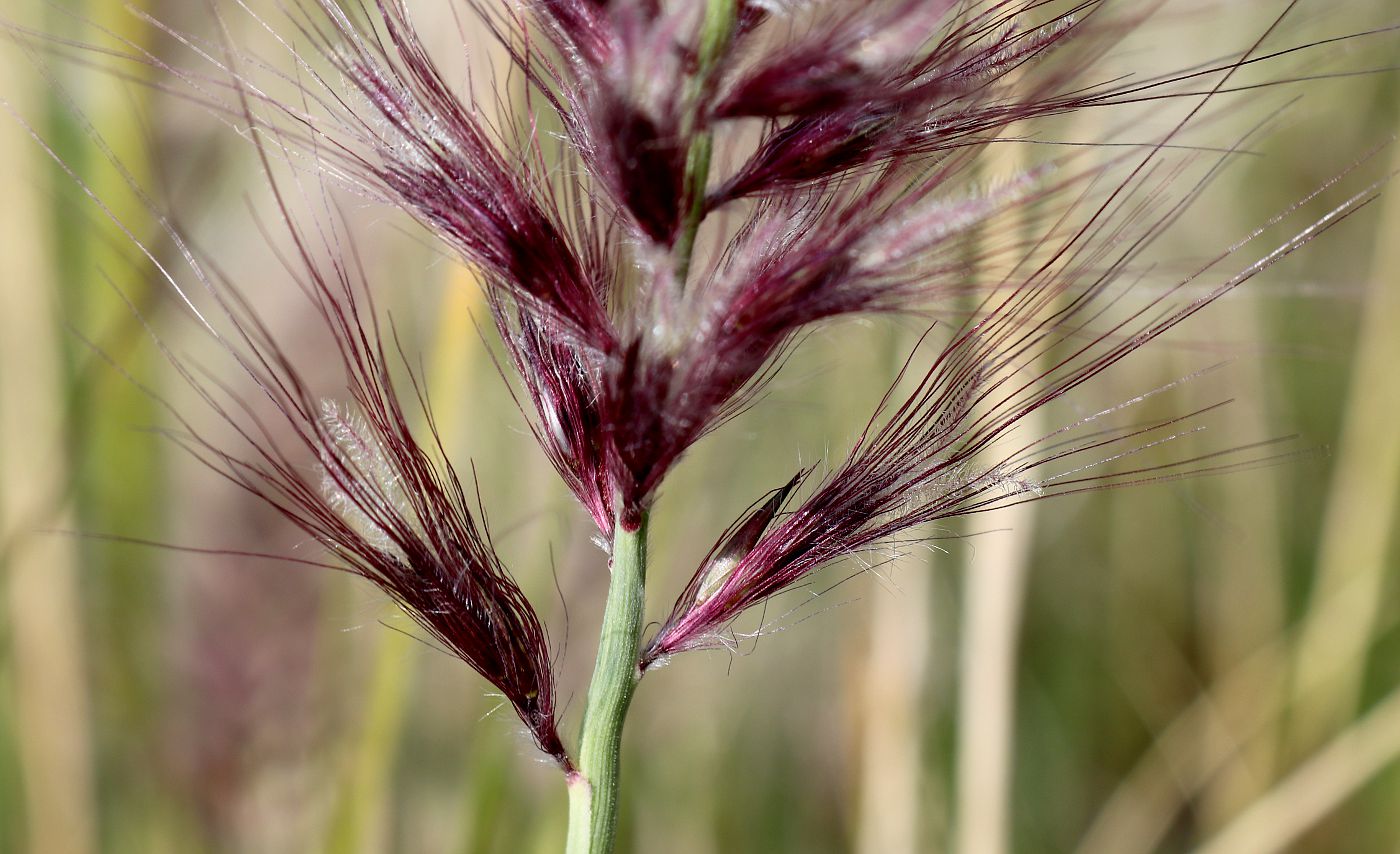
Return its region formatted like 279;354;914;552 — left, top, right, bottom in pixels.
674;0;738;288
565;514;649;854
674;132;713;286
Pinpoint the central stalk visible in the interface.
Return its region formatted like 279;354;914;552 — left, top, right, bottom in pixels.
674;0;738;287
568;5;735;851
565;513;649;854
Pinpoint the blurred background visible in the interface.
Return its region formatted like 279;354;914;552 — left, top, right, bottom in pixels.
2;1;1399;852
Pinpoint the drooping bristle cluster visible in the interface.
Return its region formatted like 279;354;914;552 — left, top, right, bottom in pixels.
144;201;570;764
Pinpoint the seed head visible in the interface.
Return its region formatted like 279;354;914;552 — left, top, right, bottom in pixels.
145;205;572;765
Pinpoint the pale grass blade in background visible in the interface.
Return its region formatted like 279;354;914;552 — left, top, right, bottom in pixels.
0;19;96;853
1287;135;1400;756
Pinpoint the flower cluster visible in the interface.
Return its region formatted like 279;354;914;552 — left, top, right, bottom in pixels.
47;0;1389;768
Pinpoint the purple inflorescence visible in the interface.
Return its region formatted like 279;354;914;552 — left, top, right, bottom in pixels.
183;0;1383;667
49;0;1389;761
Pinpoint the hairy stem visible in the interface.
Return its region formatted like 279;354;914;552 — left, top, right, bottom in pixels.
566;514;649;854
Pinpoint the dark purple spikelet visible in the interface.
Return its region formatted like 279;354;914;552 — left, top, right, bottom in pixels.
490;0;706;247
492;298;617;534
142;207;572;765
136;0;615;353
715;0;965;119
164;0;629;533
320;1;616;348
710;0;1109;205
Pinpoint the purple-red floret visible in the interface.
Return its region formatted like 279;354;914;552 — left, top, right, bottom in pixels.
497;1;702;247
493;301;617;534
712;2;1102;204
314;3;615;350
158;206;572;766
590;91;688;244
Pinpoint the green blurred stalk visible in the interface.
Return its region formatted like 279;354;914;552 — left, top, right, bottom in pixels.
566;515;649;854
1195;220;1287;834
1287;141;1400;751
954;504;1035;854
1185;12;1289;810
0;159;96;854
39;0;163;845
854;552;932;854
323;626;414;854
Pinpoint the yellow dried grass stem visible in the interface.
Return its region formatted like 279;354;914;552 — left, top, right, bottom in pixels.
952;134;1038;854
